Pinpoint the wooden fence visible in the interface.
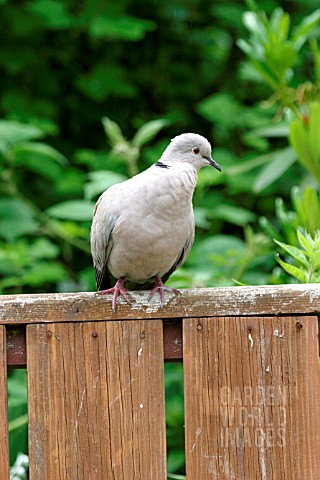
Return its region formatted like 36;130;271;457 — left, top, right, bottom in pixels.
1;284;320;479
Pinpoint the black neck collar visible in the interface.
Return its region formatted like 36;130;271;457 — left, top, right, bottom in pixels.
155;161;170;169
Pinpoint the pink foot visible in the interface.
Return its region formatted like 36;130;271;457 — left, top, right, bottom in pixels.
149;277;182;308
98;276;131;313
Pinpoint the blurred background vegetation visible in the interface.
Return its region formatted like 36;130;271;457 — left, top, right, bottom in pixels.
1;0;320;478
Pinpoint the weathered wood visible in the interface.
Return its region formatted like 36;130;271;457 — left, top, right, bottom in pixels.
163;320;183;360
1;284;319;324
7;322;181;367
27;321;166;480
7;326;26;368
0;326;9;480
183;316;320;480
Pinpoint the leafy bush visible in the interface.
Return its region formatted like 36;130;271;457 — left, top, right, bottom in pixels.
275;230;320;282
1;0;320;477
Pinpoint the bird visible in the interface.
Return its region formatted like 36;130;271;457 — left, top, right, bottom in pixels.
90;133;221;312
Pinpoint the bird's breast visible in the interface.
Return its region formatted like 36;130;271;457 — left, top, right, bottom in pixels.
105;167;196;282
108;206;193;282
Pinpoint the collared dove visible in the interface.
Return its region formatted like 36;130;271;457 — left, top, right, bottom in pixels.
91;133;221;312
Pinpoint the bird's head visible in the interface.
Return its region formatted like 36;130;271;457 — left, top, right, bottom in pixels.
160;133;221;172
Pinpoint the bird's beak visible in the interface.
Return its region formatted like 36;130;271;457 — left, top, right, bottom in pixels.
207;157;222;172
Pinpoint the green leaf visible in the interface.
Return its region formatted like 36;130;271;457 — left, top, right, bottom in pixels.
248;57;279;89
211;204;256;226
197;93;241;128
8;371;27;398
289;115;320;180
242;12;264;36
237;38;252;55
193;208;211;229
0;198;39;241
249;123;289;138
88;15;155;41
74;149;110;170
21;262;67;287
13;142;67;180
292;10;320;50
1;262;68;289
273;10;290;42
27;0;75;29
226;153;271;176
45;200;95;221
253;147;296;192
84;170;127;200
14;142;67;165
292;186;320;233
102;117;125;147
276;255;308;282
29;238;60;259
259;216;282;241
308;103;320;171
196;166;224;188
265;43;297;79
310;38;320;81
0;120;45;144
9;413;28;433
167;474;186;480
132;119;169;148
274;239;309;267
297;230;314;255
55;168;84;196
77;66;137;101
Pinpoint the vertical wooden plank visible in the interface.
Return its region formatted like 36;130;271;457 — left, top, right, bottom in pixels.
184;316;320;480
0;326;9;479
27;321;166;480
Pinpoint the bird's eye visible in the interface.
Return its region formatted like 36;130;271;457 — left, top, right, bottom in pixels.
192;147;200;155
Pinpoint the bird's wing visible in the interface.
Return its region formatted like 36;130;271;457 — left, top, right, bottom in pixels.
90;189;119;290
161;229;194;284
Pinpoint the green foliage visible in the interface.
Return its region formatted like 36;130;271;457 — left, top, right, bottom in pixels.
102;117;169;176
252;147;296;193
165;363;185;475
167;474;186;480
168;229;273;288
1;0;320;475
275;230;320;282
238;5;320;92
292;186;320;233
8;371;28;466
10;452;29;480
260;186;320;249
289;103;320;183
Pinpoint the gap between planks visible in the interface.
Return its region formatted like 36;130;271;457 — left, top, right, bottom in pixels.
6;320;183;367
6;314;320;367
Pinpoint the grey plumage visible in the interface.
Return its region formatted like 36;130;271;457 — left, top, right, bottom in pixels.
90;132;221;311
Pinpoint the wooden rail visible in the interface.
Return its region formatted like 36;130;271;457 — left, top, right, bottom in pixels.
1;284;320;479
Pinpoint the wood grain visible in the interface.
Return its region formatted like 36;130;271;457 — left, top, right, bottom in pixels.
163;320;183;360
1;284;319;324
27;321;166;480
0;326;9;480
7;322;182;367
183;316;320;479
7;326;26;367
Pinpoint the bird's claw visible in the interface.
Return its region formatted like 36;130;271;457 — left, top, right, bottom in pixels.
97;276;131;313
149;278;182;308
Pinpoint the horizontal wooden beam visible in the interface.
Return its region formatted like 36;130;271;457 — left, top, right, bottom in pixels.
7;326;27;368
6;321;183;367
1;284;319;325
